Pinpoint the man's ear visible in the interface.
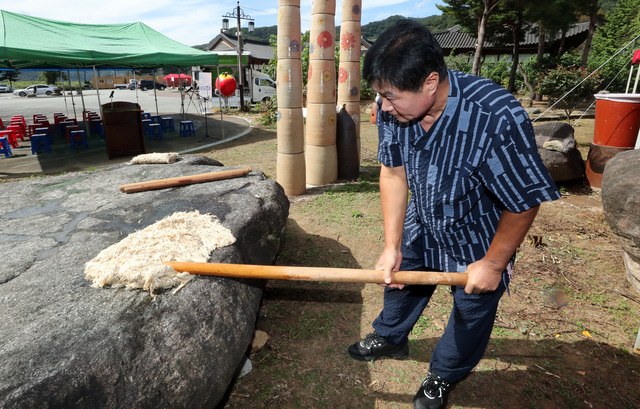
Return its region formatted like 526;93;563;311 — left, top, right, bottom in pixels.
423;72;439;94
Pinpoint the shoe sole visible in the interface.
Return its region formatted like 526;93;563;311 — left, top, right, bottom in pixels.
348;350;409;362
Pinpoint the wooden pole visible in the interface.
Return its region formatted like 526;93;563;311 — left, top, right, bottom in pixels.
119;168;251;193
163;262;468;286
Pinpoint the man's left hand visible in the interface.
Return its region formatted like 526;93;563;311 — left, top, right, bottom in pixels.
463;259;503;295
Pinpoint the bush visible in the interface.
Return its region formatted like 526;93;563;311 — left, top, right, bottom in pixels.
537;64;602;120
445;52;473;74
259;95;277;128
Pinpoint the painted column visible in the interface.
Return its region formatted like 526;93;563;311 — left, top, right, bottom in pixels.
337;0;362;162
305;0;337;185
276;0;306;195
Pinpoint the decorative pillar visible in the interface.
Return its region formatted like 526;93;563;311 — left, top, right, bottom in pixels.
276;0;306;195
305;0;337;185
337;0;362;162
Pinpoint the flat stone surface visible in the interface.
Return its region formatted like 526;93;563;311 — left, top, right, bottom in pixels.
0;156;290;408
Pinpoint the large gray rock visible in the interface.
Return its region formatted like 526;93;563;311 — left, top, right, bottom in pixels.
534;122;586;182
601;149;640;295
0;155;290;409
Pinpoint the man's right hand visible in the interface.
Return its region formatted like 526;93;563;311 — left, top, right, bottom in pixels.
375;247;404;289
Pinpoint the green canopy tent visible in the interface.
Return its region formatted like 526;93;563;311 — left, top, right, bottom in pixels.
0;10;218;69
0;10;219;135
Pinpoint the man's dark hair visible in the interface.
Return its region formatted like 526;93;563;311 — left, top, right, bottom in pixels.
363;19;447;92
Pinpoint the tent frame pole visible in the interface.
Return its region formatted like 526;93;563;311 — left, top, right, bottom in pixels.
76;68;90;136
92;66;103;110
67;69;78;121
60;70;69;116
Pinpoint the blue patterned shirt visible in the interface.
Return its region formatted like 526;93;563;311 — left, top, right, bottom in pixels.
377;70;560;273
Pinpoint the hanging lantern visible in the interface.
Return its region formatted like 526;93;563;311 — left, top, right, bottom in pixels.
215;72;237;97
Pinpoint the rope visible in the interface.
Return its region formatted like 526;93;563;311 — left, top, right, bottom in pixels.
532;33;640;123
574;63;629;126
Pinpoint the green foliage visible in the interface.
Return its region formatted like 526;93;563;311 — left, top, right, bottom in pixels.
587;0;640;93
437;0;479;34
481;58;512;88
537;64;602;119
360;14;456;39
359;54;376;100
40;71;60;85
444;51;473;73
259;94;277;128
263;34;278;82
0;70;19;86
590;0;640;58
360;15;408;39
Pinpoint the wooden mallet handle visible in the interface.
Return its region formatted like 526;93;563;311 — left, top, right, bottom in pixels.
163;262;468;286
120;168;251;193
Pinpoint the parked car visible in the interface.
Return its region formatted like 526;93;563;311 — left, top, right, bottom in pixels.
138;80;166;91
0;83;11;93
126;81;138;90
13;84;60;97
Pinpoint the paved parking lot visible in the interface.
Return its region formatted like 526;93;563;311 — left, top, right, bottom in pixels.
0;88;206;120
0;89;251;179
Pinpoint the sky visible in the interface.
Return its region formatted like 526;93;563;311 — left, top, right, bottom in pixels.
6;0;443;47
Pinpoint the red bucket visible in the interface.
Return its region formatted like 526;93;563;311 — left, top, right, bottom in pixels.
593;93;640;148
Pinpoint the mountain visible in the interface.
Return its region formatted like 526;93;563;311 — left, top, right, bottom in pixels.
361;14;456;39
195;13;454;45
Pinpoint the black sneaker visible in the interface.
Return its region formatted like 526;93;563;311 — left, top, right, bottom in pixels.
347;332;409;361
413;372;455;409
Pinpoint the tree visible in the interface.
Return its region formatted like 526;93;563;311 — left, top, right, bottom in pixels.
488;0;531;92
0;70;19;88
41;71;60;85
438;0;503;76
580;0;601;67
588;0;640;92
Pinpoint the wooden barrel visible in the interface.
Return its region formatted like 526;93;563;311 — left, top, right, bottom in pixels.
337;61;361;102
276;58;303;108
311;0;336;14
341;0;361;21
305;144;338;185
338;21;361;62
305;103;337;146
277;107;305;154
277;6;302;60
307;60;336;104
277;152;306;195
309;14;335;61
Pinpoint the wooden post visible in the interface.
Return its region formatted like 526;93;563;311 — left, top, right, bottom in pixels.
276;0;306;195
337;0;362;163
305;0;337;186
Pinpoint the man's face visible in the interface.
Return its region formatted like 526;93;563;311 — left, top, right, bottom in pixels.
373;74;440;123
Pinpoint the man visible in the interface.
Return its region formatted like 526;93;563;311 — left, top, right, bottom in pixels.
347;20;560;409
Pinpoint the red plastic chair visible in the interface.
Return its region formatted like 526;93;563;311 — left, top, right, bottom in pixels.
65;125;80;142
4;126;20;148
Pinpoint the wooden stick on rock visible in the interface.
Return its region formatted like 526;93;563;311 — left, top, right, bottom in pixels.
163;262;468;286
120;168;251;193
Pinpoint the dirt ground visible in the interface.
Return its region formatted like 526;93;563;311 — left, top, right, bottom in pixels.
208;104;640;409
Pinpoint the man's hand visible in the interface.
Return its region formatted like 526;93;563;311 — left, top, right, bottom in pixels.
463;259;503;295
464;205;540;295
375;247;404;289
